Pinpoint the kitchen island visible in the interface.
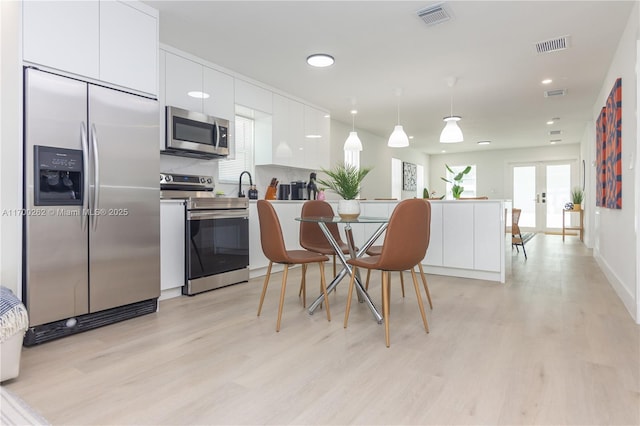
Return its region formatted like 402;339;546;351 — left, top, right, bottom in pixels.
248;199;506;283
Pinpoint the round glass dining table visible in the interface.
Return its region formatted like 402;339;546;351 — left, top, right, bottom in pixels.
295;215;389;323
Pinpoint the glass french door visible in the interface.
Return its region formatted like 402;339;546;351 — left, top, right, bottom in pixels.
510;161;574;233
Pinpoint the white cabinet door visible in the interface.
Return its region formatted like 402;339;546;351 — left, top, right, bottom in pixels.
249;203;268;270
261;93;288;165
424;202;443;266
99;1;158;95
303;106;330;170
203;67;235;121
288;99;305;167
442;203;474;269
474;203;502;272
160;201;185;291
23;1;100;79
235;79;273;113
164;52;203;112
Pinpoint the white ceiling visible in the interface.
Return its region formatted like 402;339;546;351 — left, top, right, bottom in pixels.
144;1;635;155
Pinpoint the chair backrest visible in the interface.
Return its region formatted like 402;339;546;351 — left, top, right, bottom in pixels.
512;208;522;235
257;200;288;263
376;199;431;271
299;200;344;250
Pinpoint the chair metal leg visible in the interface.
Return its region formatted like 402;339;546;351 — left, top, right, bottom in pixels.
318;262;330;321
411;268;429;333
343;266;358;328
382;271;391;347
417;263;433;309
257;261;273;316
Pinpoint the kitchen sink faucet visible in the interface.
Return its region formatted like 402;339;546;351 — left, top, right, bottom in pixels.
238;171;253;197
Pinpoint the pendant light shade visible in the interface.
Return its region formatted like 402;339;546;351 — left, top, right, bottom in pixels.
344;131;363;151
388;89;409;148
344;110;362;151
440;116;463;143
440;77;464;143
388;125;409;147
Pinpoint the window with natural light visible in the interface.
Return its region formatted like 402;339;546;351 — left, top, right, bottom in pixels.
218;115;254;183
344;149;360;169
445;164;477;199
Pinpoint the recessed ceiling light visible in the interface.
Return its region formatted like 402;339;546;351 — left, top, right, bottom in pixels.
542;79;553;84
324;114;331;118
441;150;446;153
477;141;491;145
350;109;358;115
307;54;334;67
547;120;554;125
409;136;414;139
188;91;210;99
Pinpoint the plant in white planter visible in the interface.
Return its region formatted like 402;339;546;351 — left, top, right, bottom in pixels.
318;163;372;220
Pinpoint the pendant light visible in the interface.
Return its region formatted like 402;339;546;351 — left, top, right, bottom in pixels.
343;110;362;151
388;88;409;148
440;77;464;143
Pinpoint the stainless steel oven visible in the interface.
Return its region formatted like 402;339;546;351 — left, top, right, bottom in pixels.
161;173;249;296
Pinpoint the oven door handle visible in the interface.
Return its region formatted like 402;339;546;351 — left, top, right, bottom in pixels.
187;210;248;220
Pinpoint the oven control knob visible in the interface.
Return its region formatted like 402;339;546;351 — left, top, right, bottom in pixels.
165;175;172;183
207;178;213;184
200;177;206;184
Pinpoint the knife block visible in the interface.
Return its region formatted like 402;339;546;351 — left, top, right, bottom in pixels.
265;186;277;200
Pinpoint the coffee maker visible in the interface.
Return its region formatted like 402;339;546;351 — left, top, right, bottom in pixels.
290;181;306;200
278;184;291;200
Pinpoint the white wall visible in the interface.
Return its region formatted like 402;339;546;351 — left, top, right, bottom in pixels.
0;1;24;296
329;119;430;200
428;144;581;200
587;1;639;323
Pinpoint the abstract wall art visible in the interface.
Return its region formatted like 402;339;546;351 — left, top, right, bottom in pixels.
595;78;622;209
402;162;417;191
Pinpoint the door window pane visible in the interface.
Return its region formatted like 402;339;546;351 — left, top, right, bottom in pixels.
513;166;536;227
546;164;571;228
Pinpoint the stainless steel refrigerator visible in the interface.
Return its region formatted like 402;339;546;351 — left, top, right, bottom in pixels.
23;67;160;345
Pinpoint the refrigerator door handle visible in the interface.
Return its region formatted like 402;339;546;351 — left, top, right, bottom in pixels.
81;122;90;230
90;123;100;230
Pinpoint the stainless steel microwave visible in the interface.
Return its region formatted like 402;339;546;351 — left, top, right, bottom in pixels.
164;106;229;159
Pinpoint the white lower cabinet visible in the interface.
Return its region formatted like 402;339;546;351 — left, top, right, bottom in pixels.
161;200;185;291
442;203;474;269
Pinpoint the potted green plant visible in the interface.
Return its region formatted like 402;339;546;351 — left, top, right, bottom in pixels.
318;163;372;219
571;187;584;210
423;187;444;200
441;164;471;199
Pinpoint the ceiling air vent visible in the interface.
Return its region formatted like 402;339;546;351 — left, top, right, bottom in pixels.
417;3;451;27
544;89;567;97
535;35;571;54
549;130;563;136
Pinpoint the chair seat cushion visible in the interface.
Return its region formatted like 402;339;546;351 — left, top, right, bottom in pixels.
347;255;381;270
284;250;329;264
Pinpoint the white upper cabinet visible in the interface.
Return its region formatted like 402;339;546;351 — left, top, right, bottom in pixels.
23;0;158;96
203;67;235;121
234;80;273;114
99;1;158;96
23;1;100;80
303;105;330;171
163;50;235;122
258;94;329;170
164;52;203;112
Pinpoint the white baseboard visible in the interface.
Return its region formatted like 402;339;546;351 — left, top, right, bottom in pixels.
594;249;638;324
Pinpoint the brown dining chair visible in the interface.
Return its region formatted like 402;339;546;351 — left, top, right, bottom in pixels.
299;201;352;303
256;200;331;331
512;208;527;259
365;245;433;309
344;199;431;347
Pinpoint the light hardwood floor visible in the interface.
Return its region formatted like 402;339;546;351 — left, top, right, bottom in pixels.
3;234;639;425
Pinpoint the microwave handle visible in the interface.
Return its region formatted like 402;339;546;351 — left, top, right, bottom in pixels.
215;122;220;149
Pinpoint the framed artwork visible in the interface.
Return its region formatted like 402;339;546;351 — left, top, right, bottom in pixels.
402;162;417;191
604;78;622;209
